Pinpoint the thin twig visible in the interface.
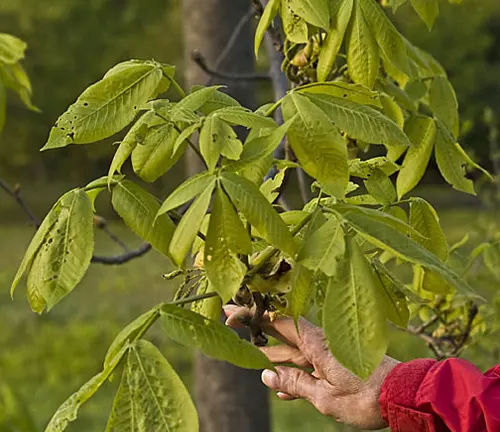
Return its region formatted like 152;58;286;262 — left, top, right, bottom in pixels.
0;179;41;227
1;177;153;266
207;7;257;85
193;52;270;82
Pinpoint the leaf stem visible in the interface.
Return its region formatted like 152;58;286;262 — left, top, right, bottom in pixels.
172;124;208;169
164;72;187;99
167;291;218;306
264;99;284;118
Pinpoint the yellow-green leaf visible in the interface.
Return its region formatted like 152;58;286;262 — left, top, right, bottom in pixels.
289;0;330;29
282;93;348;197
429;76;459;138
205;187;251;302
282;0;309;43
346;1;379;88
254;0;281;57
112;180;176;258
396;115;437;198
411;0;439;30
169;180;215;266
161;305;272;369
43;61;163;150
106;340;198;432
317;0;354;81
364;168;396;205
323;236;388;379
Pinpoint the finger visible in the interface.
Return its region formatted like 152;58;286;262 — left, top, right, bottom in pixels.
261;367;320;402
260;345;312;369
277;392;296;400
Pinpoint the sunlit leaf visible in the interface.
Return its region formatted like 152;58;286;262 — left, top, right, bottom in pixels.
112;180;176;258
25;190;93;312
282;0;309;43
158;172;216;215
254;0;280;57
106;340;198;432
346;1;379;87
323;235;388;379
298;81;382;107
429;76;459;137
289;0;330;30
364;168;396;205
282;93;348;197
0;33;26;64
304;93;411;147
43;61;163;150
221;172;296;256
317;0;354;81
410;0;439;30
396;116;436;198
204;187;251;302
169;180;215;266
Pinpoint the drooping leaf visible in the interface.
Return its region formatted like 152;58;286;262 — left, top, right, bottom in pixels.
298;81;382;107
364;168;396;205
282;93;348;197
107;110;160;182
380;93;404;128
254;0;280;57
171;86;221;116
25;190;93;312
411;0;439;30
304;93;411;147
204;187;251;302
287;263;315;321
434;120;475;195
388;0;408;12
343;211;479;298
373;264;409;328
282;0;309;43
104;306;161;368
158;172;216;215
43;61;163;150
173;121;203;154
225;119;294;172
297;218;345;276
360;0;410;77
317;0;354;81
106;340;198;432
190;85;240;115
409;198;448;260
10;198;59;298
132;122;184;182
289;0;330;30
112;180;176;257
221;172;296;256
0;33;26;64
396;115;436;198
169;180;215;266
161;305;272;369
45;344;128;432
213;106;276;129
323;235;388;379
429;76;459;137
346;1;379;88
199;116;240;171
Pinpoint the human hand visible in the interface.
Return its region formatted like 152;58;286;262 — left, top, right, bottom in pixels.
223;305;399;430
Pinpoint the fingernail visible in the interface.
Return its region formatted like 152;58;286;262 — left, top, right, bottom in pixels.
261;369;279;388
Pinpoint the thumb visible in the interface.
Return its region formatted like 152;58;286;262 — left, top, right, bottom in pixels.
262;367;319;401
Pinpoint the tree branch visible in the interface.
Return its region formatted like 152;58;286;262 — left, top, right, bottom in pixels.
193;52;270;82
1;177;153;266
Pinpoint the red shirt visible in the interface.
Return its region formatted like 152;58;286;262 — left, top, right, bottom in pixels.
379;358;500;431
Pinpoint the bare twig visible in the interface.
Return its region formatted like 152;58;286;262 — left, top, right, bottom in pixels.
193;52;270;82
91;243;152;265
208;7;257;85
0;179;41;227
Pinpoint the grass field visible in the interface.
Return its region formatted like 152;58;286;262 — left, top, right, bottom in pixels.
1;193;499;431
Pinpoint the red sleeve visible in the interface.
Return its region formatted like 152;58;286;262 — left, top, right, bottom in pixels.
379;358;500;432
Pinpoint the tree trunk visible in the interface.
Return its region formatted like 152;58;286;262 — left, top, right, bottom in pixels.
180;1;271;431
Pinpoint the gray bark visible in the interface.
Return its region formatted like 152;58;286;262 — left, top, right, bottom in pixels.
181;1;270;431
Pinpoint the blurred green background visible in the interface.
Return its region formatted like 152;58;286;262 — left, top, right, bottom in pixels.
1;0;500;430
